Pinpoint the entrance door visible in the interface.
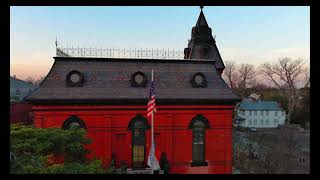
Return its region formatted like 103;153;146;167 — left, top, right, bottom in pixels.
132;121;146;169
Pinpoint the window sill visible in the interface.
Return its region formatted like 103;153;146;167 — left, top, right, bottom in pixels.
191;161;208;167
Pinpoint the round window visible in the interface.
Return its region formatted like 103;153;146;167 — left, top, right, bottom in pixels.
191;72;207;88
135;74;144;84
131;71;148;87
195;75;204;85
70;73;80;83
66;70;84;87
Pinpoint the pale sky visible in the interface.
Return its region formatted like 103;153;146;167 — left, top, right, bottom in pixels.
10;6;310;80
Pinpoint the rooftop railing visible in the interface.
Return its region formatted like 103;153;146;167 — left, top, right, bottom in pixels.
56;47;185;59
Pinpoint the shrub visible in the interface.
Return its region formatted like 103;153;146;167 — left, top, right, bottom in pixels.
10;124;106;174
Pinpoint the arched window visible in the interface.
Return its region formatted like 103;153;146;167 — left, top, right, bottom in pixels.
62;115;86;130
189;115;209;166
128;115;150;169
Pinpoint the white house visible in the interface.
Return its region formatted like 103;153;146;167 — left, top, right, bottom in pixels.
235;100;286;128
10;76;36;102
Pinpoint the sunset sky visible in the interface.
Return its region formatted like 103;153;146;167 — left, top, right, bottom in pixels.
10;6;310;80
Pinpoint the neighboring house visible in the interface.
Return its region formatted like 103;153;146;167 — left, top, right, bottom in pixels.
10;103;33;124
10;76;36;102
235;100;286;128
10;76;35;124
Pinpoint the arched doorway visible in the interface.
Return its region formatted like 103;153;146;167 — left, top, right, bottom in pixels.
128;115;150;169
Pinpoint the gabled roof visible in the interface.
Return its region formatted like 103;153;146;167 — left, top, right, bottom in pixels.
10;76;35;89
25;57;240;104
239;101;284;111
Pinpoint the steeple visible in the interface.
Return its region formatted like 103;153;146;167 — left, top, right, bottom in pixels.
196;9;209;27
184;7;225;75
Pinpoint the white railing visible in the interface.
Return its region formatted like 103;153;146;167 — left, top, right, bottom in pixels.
56;47;184;59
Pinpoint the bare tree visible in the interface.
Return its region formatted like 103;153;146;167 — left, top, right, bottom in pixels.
24;76;45;86
223;61;238;89
259;57;308;124
33;76;45;86
280;127;299;158
237;64;257;89
260;57;307;89
303;67;310;88
259;147;282;174
24;76;36;85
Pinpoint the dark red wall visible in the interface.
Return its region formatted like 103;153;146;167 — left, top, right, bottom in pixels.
32;104;234;174
10;103;33;124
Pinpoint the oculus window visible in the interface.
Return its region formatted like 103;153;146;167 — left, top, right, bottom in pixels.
131;71;148;87
191;72;207;88
66;70;84;87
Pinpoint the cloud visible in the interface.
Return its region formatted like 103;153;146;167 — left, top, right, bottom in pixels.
270;47;310;58
10;63;53;80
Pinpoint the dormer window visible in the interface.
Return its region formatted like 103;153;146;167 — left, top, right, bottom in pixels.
70;73;80;83
191;72;207;88
131;71;148;87
135;74;144;84
66;70;84;87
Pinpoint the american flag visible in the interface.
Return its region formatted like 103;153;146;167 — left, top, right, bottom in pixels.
147;80;156;117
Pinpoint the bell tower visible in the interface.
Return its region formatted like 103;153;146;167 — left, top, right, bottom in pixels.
184;7;225;74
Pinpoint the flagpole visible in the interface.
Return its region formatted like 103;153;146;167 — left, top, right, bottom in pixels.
151;69;154;174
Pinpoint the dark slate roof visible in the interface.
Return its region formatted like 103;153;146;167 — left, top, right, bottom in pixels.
196;11;209;27
25;57;239;103
239;101;284;111
186;10;225;71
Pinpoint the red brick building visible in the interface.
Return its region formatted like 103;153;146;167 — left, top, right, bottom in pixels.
26;9;240;174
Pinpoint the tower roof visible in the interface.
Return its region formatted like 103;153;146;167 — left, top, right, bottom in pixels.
196;10;209;27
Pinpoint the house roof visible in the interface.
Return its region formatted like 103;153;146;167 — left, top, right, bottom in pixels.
10;76;35;89
234;115;245;120
239;101;284;111
25;57;240;104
